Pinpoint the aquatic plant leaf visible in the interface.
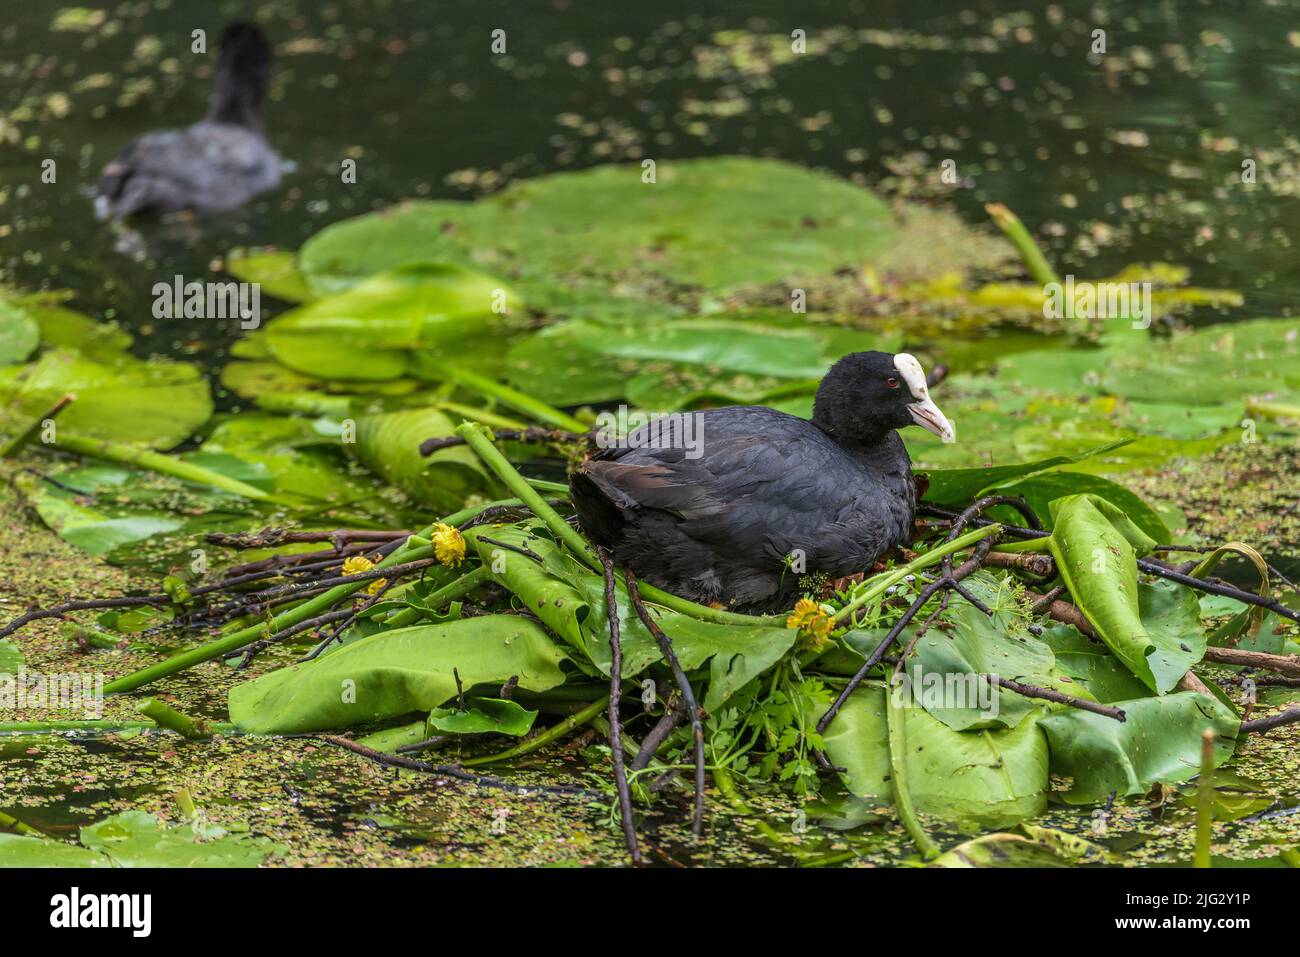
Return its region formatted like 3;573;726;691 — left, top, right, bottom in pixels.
300;159;896;296
262;263;521;381
426;697;538;737
0;298;39;366
1039;691;1239;804
0;639;25;674
1046;495;1195;694
1036;624;1152;703
78;810;281;867
506;317;895;407
225;248;314;302
0;834;111;867
468;521;796;709
905;595;1087;731
298;200;478;295
818;686;1048;828
987;470;1169;543
354;407;497;511
929;823;1112;867
228;615;572;733
0;348;212;449
920;439;1131;506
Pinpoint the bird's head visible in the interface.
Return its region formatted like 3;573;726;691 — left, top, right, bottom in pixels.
812;351;956;448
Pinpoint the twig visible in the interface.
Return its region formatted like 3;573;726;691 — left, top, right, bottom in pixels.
818;526;997;734
0;595;170;640
981;674;1126;721
626;569;705;840
597;546;641;864
632;696;684;772
1199;648;1300;678
310;735;600;798
1240;707;1300;734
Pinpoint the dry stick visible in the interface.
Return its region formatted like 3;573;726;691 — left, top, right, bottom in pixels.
982;550;1056;578
207;528;407;549
597;546;641;864
1240;707;1300;734
626;569;705;841
310;734;601;799
1028;589;1300;681
892;591;950;680
632;696;684;772
0;595;170;641
1203;647;1300;678
225;607;356;665
982;674;1126;721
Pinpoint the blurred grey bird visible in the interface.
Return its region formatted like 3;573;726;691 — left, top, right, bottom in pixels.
94;23;281;221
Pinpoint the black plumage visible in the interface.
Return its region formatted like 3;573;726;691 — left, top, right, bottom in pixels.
94;23;280;221
570;351;955;611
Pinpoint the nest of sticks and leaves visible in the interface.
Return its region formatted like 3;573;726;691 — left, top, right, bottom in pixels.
4;420;1299;866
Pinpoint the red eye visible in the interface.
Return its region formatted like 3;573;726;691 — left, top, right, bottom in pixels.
886;376;900;389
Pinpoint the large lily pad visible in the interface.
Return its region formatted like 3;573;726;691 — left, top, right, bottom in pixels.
300;158;897;297
228;615;572;733
0;348;212;449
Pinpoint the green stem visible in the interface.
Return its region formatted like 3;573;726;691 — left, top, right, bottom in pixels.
885;676;940;860
0;720;237;734
462;695;609;766
1247;400;1300;421
456;421;778;626
0;808;47;838
1;393;75;458
985;202;1060;286
833;524;1003;626
61;621;121;649
381;566;489;628
434;399;530;431
433;364;588;432
102;496;541;694
137;698;209;738
52;433;285;503
1194;729;1215;869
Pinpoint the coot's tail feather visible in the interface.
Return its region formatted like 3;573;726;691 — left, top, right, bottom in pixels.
568;468;627;553
209;22;271;127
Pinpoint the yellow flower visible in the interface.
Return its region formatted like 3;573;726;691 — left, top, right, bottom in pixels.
431;523;466;566
342;555;374;576
787;598;834;652
342;554;387;594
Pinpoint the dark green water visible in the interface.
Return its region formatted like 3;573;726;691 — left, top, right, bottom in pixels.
2;0;1298;364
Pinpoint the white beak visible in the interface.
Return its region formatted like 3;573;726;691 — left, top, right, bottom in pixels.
893;353;956;444
908;396;956;443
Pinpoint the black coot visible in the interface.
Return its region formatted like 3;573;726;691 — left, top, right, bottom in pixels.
94;23;281;221
570;351;955;610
